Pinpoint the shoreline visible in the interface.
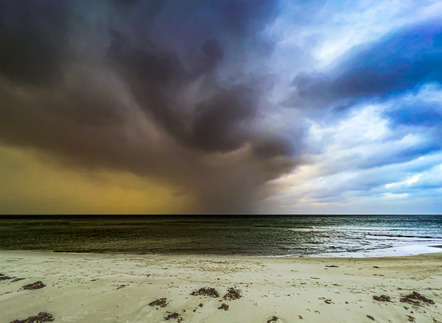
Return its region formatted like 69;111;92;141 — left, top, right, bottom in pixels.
0;241;441;259
1;250;441;322
310;244;442;258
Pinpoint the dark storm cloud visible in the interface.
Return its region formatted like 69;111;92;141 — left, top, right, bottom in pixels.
291;21;442;109
190;85;256;152
0;0;295;213
0;0;68;85
106;0;281;153
107;30;259;153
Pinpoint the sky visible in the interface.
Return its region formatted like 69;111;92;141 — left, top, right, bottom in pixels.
0;0;441;214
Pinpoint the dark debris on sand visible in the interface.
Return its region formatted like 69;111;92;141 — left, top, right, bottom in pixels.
373;295;392;302
164;312;183;322
400;291;435;305
267;316;279;322
218;303;229;311
149;298;168;307
10;311;54;323
12;278;25;282
223;287;241;300
1;274;25;283
23;281;46;290
366;315;375;321
190;287;219;298
0;273;13;281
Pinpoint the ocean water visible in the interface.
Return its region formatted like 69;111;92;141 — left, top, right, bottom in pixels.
0;215;440;257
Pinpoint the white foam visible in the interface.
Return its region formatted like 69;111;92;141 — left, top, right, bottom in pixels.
313;244;442;258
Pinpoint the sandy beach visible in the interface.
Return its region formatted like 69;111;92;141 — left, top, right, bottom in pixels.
0;250;441;323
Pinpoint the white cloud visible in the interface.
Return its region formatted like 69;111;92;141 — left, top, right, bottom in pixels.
269;0;442;69
263;98;442;213
385;174;422;189
383;192;409;199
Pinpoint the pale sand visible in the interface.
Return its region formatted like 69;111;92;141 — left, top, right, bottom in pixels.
0;251;441;323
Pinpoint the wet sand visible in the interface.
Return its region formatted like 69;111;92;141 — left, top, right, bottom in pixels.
0;250;441;322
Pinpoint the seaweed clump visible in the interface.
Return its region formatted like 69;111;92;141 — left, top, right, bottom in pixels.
23;281;46;290
223;288;241;300
190;287;219;298
164;312;183;322
10;311;54;323
148;298;168;307
400;291;434;305
0;273;13;281
373;295;392;302
218;303;229;311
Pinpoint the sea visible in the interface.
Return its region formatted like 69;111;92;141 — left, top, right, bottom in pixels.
0;215;440;257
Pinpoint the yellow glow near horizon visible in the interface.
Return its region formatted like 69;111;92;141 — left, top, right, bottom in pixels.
0;145;196;214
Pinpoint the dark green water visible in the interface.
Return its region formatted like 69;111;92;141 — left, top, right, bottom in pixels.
0;215;440;256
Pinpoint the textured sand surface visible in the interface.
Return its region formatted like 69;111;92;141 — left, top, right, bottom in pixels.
0;251;441;322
